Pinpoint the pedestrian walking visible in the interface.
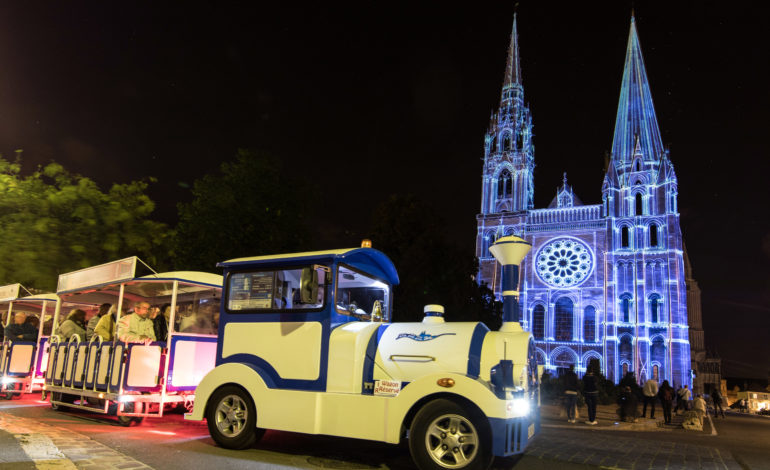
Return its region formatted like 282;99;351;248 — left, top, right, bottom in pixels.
658;380;674;424
582;365;599;425
563;364;579;423
681;385;692;410
711;389;726;418
642;377;658;419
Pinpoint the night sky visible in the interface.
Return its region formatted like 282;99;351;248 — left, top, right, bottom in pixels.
0;2;767;378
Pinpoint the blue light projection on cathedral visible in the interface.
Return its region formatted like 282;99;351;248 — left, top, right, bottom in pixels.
476;14;692;388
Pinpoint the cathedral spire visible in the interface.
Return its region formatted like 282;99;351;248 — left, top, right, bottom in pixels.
610;15;664;164
502;12;523;95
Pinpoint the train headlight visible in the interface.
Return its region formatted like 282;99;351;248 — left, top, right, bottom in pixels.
508;398;529;417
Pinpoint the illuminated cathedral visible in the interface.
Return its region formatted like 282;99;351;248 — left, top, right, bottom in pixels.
476;14;698;388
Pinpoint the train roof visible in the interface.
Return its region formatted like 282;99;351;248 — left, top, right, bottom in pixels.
218;247;400;286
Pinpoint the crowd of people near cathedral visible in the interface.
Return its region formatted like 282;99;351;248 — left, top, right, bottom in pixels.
558;365;731;426
1;301;219;345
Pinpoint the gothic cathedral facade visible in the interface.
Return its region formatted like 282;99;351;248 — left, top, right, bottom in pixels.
476;15;694;388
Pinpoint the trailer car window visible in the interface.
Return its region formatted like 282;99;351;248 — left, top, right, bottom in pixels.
227;266;326;312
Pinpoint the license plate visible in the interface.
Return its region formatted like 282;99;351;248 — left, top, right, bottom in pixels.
527;423;535;439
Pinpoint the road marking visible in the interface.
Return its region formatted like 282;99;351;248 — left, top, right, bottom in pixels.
706;413;717;436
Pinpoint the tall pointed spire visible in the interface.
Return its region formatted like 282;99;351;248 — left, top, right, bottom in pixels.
503;12;522;92
610;15;664;164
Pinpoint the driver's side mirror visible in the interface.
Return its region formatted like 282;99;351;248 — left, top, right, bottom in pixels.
299;267;319;304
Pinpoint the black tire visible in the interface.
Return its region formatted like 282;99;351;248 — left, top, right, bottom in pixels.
116;415;144;426
2;382;20;399
50;392;62;410
408;399;493;470
206;385;264;449
116;401;144;427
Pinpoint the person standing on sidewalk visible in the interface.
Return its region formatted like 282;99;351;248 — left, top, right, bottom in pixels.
658;380;675;424
680;385;692;411
563;364;579;423
642;377;659;419
582;366;599;425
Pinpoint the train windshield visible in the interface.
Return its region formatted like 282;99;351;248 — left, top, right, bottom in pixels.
334;265;390;321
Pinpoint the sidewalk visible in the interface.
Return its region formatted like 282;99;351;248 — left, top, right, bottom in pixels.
540;403;687;432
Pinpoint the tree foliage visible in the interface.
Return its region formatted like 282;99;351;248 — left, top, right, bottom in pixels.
0;156;169;291
173;149;310;271
365;195;494;324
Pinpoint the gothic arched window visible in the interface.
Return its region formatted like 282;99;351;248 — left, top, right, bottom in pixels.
620;294;632;323
649;224;659;247
651;337;666;378
649;294;661;323
497;169;511;199
554;297;573;341
619;335;633;365
553;349;577;374
503;134;511;151
583;306;596;342
532;304;545;340
635;193;644;216
621;226;630;248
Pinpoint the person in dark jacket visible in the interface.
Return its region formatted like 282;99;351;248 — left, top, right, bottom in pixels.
563;364;579;423
4;311;38;341
152;303;171;343
712;388;726;418
582;366;599;425
658;380;675;424
618;386;638;422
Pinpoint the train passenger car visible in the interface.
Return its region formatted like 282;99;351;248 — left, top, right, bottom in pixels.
0;284;61;398
43;257;222;425
188;237;539;470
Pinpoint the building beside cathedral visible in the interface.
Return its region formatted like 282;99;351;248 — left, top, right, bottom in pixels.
475;14;712;388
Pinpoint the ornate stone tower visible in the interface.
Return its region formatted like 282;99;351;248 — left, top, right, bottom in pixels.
479;13;535;216
601;16;691;387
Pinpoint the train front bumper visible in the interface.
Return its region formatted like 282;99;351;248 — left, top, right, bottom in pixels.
488;405;539;457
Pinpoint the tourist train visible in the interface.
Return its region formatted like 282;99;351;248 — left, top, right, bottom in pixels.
0;237;539;470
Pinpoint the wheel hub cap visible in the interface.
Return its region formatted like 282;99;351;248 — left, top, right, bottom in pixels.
425;413;479;468
215;394;248;438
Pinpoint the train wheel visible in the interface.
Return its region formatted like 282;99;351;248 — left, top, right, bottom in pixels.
116;401;144;427
409;399;493;470
50;392;62;410
206;385;264;449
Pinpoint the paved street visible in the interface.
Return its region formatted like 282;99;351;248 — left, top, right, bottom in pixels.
0;394;768;470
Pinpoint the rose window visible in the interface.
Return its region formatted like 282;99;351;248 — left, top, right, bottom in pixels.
535;238;594;288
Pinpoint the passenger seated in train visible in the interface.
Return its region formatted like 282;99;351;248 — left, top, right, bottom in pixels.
152;303;171;342
57;309;87;341
117;301;156;344
4;311;38;341
94;304;121;341
86;303;111;340
178;301;218;335
176;303;196;332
